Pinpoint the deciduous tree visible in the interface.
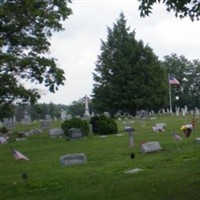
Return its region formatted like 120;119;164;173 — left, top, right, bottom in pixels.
138;0;200;21
0;0;72;104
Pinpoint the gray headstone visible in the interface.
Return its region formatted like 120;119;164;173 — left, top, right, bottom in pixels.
24;129;43;137
49;128;64;138
3;121;16;130
16;138;26;142
68;128;83;140
141;141;162;154
40;120;52;130
60;153;87;166
195;138;200;143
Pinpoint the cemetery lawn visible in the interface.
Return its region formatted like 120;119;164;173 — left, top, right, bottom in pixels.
1;115;200;200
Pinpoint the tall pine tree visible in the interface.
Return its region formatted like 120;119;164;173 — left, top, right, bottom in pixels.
92;13;167;116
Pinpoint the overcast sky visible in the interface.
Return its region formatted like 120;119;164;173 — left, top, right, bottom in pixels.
38;0;200;105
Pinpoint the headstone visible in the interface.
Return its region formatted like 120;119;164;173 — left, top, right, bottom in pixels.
40;120;52;130
3;121;16;130
84;95;90;118
195;108;200;116
103;112;110;117
49;128;64;138
124;168;143;174
141;141;162;153
21;110;31;124
184;105;188;114
16;138;26;142
89;124;93;135
68;128;83;140
61;109;67;120
152;123;166;132
60;153;87;166
181;108;186;116
176;107;180;116
66;114;72;120
45;114;51;121
195;138;200;143
24;129;43;137
0;136;8;144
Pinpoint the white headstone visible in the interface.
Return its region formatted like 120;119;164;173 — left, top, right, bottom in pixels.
141;141;162;153
61;109;67;120
49;128;64;138
60;153;87;166
84;95;90;118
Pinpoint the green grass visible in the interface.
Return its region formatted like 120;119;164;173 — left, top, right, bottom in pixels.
1;115;200;200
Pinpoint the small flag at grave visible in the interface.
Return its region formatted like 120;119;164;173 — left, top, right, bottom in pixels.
12;149;29;161
172;133;182;141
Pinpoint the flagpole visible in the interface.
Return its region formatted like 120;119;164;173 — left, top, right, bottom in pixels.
168;73;172;113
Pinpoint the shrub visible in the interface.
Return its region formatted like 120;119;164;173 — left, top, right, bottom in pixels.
61;118;89;137
90;115;118;135
0;127;8;134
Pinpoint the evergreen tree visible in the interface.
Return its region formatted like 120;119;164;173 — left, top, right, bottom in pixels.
92;13;168;116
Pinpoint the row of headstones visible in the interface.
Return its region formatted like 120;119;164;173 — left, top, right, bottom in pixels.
0;126;84;144
0;119;53;130
60;138;200;166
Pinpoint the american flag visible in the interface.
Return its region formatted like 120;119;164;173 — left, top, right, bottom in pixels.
12;149;29;161
172;133;182;141
169;76;180;85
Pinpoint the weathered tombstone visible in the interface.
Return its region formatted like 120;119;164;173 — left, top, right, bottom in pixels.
0;136;8;144
195;138;200;143
195;107;200;116
60;153;87;166
152;123;166;132
24;129;43;137
49;128;64;138
45;114;52;121
181;108;186;116
68;128;83;140
16;138;26;142
21;110;31;124
141;141;162;154
3;121;16;130
124;168;143;174
84;95;90;118
89;124;93;135
40;120;52;130
176;107;180;116
61;109;67;120
184;105;188;114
